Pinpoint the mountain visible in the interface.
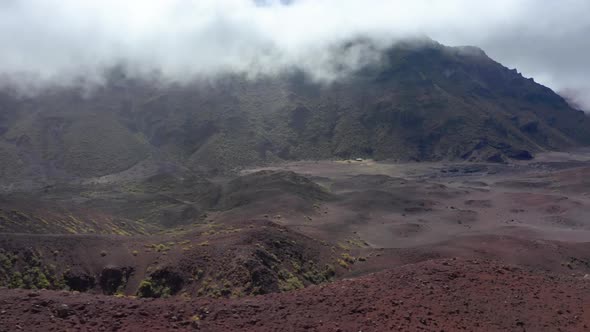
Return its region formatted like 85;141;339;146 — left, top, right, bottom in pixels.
1;39;589;188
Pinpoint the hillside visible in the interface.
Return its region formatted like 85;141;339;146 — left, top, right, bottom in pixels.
1;39;589;188
1;258;589;331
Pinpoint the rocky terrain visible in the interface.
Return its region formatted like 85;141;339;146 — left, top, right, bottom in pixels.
1;39;590;331
0;150;590;330
1;258;589;331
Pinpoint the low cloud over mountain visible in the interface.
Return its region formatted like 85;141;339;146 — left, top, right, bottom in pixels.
0;0;589;109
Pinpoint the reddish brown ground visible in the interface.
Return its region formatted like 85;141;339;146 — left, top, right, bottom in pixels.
2;154;590;331
1;258;589;332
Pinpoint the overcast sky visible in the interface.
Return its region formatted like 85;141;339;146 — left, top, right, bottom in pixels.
1;0;589;108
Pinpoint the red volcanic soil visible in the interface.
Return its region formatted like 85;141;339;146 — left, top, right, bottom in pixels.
1;258;589;332
4;158;590;331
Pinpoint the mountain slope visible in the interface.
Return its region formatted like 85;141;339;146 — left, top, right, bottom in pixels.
1;39;589;187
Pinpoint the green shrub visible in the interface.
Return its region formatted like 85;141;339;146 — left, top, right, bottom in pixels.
278;269;304;292
136;278;172;298
337;259;349;269
341;253;356;264
9;272;24;289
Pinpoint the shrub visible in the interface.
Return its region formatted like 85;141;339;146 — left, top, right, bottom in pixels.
9;272;24;289
323;264;336;279
278;269;304;292
337;259;349;269
152;244;170;252
341;253;356;264
136;272;179;298
137;279;158;298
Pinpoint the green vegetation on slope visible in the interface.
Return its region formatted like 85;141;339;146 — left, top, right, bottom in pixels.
1;39;589;182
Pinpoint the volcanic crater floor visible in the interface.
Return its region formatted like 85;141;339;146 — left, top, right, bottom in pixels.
2;151;590;331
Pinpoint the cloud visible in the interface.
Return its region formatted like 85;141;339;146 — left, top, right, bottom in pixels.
0;0;589;108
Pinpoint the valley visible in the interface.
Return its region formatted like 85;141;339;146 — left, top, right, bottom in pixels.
1;150;590;331
0;33;589;331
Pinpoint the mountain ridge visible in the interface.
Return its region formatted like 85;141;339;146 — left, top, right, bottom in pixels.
0;39;588;188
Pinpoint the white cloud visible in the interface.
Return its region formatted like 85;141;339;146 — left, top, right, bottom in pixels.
0;0;589;108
